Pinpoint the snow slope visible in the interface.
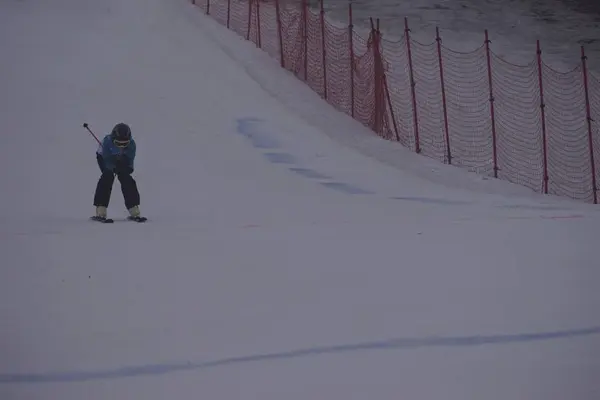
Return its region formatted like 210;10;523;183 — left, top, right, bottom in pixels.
0;0;599;399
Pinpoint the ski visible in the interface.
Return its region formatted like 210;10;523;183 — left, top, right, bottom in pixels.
90;216;146;223
127;216;147;223
90;216;114;223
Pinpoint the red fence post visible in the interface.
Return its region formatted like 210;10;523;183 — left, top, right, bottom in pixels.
302;0;308;82
348;3;355;118
371;20;399;141
484;30;499;178
320;0;328;100
536;40;549;194
581;45;598;204
275;0;284;68
370;18;381;134
246;0;252;41
226;0;231;28
256;0;262;48
404;18;420;153
382;46;400;142
227;0;231;29
436;27;451;164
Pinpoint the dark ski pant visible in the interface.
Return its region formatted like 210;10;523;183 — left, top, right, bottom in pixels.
93;154;140;209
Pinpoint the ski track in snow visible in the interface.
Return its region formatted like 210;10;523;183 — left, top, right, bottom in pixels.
2;325;600;383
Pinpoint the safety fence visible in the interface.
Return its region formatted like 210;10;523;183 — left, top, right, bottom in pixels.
190;0;600;204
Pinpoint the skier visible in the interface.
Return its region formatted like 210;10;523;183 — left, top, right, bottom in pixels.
93;123;143;220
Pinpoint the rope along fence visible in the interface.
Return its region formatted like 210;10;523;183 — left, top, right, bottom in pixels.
191;0;600;204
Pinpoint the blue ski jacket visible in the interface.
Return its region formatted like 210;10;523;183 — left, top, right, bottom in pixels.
96;134;136;172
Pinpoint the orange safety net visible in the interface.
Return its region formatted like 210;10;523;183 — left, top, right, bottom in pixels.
191;0;600;204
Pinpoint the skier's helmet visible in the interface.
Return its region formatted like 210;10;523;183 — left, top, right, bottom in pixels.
111;123;131;148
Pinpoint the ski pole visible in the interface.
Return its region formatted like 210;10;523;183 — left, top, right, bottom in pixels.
82;123;101;145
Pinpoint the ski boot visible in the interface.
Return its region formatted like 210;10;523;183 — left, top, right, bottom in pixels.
127;205;147;222
91;206;113;223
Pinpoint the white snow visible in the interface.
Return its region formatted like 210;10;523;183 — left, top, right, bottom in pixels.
0;0;599;399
